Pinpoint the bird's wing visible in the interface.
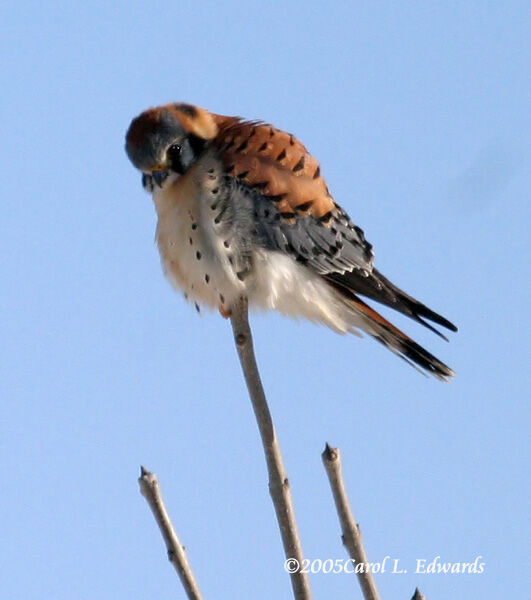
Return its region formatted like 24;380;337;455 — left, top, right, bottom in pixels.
212;118;456;338
212;119;374;275
210;118;455;379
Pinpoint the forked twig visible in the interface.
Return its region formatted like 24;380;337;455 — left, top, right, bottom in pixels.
138;466;203;600
322;444;380;600
230;296;312;600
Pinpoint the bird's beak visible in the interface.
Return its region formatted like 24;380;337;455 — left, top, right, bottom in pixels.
148;163;169;188
151;169;169;188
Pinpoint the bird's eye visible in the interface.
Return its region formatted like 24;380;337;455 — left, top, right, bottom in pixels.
167;143;186;174
167;144;182;161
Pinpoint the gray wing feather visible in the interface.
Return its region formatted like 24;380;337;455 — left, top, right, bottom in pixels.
247;186;374;275
214;177;374;278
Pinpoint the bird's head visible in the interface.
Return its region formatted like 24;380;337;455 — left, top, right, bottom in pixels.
125;103;219;186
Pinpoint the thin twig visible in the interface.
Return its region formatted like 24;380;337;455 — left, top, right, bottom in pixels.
411;588;426;600
322;444;380;600
230;297;312;600
138;466;203;600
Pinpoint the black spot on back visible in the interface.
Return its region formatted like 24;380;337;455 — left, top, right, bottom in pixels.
292;156;305;172
294;201;313;212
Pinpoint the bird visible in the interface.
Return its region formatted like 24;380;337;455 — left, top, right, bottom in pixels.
125;103;457;380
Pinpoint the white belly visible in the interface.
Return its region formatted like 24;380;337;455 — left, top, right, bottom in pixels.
154;173;245;311
249;250;362;334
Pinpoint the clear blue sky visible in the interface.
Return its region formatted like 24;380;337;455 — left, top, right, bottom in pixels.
1;2;529;598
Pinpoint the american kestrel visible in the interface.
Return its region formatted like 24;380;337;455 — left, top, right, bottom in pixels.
125;103;457;380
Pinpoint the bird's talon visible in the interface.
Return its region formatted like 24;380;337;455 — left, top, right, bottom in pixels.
219;305;231;319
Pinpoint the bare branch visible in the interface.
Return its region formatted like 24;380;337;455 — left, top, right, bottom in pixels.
321;444;380;600
230;297;312;600
411;588;426;600
138;466;203;600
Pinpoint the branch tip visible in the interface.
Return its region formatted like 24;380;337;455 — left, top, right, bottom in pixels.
138;468;203;599
322;444;380;600
322;442;339;462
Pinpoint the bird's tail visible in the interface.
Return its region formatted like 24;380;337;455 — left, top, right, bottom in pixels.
326;268;457;340
343;293;454;381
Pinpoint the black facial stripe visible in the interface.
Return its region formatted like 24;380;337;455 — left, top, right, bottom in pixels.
187;133;206;157
170;155;186;175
